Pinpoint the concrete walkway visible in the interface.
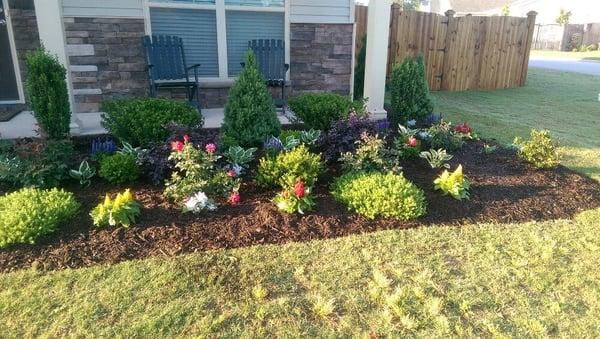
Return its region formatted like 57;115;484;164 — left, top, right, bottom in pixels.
529;56;600;76
0;108;292;139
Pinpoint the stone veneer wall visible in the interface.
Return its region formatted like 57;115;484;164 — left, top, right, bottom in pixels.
64;17;147;113
289;23;353;95
0;0;40;119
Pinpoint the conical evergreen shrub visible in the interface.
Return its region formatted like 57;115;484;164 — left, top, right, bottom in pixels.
353;35;367;100
221;50;281;147
388;54;433;126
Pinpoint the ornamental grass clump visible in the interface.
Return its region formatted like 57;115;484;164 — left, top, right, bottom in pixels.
433;165;470;200
0;188;79;248
513;129;560;169
90;189;141;228
332;172;426;220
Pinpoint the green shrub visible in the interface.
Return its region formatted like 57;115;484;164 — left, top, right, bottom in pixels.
353;34;367;100
428;121;464;152
339;133;399;173
513;129;560;169
332;171;426;220
0;188;79;248
101;97;201;147
256;144;324;188
586;44;598;51
221;50;281;147
99;153;139;185
434;165;470;200
288;93;365;131
91;189;141;228
25;48;71;139
389;55;434;126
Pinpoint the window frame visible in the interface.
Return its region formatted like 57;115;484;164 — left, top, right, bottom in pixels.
143;0;290;83
0;0;25;104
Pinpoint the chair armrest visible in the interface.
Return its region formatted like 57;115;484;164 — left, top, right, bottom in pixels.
186;64;201;70
145;64;154;71
284;63;290;71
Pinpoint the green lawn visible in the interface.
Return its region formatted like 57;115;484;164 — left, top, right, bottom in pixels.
432;68;600;182
531;49;600;61
1;208;599;337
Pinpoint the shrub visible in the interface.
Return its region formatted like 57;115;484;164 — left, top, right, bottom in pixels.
0;188;79;248
99;153;139;185
434;165;471;200
353;34;367;100
256;144;324;188
221;50;281;147
428;121;465;152
332;172;426;220
273;179;316;214
25;48;71;139
513;129;560;169
389;55;434;126
586;44;598;52
288;93;363;131
340;133;399;173
90;189;141;228
101;97;201;147
319;114;378;162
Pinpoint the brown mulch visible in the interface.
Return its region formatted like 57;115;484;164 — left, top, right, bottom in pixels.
1;141;600;272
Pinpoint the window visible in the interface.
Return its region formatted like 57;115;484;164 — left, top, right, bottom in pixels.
145;0;287;80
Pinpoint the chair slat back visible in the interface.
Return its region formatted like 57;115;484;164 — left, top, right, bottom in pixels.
248;39;286;81
143;35;187;81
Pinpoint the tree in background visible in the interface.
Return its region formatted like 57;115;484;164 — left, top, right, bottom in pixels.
353;35;367;100
501;4;510;16
393;0;425;11
556;8;572;26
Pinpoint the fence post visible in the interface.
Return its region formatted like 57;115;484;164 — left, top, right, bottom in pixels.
440;10;455;90
520;11;537;86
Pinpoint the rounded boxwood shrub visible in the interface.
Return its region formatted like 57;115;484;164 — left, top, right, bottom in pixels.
0;188;79;248
101;97;202;147
256;144;324;188
332;171;426;220
99;153;139;185
288;93;364;131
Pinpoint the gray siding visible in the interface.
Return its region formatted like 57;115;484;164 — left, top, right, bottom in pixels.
290;0;353;24
62;0;144;18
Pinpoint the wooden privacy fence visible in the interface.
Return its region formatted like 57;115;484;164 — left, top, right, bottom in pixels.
355;5;537;91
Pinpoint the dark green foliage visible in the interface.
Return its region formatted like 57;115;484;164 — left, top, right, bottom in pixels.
101;98;201;147
221;50;281;147
99;153;140;185
288;93;365;131
25;48;71;139
353;35;367;100
389;55;434;126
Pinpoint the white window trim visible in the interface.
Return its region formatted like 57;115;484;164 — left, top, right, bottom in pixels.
1;0;25;104
143;0;290;83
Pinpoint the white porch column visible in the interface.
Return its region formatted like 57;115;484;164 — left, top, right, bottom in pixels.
33;0;81;134
363;0;392;120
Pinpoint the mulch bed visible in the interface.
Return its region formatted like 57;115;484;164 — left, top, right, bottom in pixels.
1;140;600;272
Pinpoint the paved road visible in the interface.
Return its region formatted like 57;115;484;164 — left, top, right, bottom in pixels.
529;56;600;76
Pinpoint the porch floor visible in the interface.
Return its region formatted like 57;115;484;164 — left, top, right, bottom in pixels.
0;108;293;140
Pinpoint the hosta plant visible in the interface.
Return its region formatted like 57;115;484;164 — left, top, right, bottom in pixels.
513;129;559;169
70;160;96;187
419;149;453;169
222;145;257;175
273;179;316;214
90;189;141;228
434;165;470;200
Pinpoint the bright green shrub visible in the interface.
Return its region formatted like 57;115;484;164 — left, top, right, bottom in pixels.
90;189;141;228
25;48;71;139
288;93;364;131
221;50;281;147
332;172;426;220
389;55;434;126
99;153;139;185
256;144;324;188
434;165;470;200
0;188;79;248
513;129;560;169
101;97;201;147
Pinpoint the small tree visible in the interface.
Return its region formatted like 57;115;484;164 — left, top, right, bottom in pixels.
221;50;281;147
25;47;71;139
353;35;367;100
556;8;571;26
388;55;433;126
501;4;510;16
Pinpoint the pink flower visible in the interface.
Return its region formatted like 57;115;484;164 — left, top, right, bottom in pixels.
183;134;190;143
171;140;184;152
406;136;418;147
205;143;217;154
294;180;305;198
228;191;240;205
227;170;237;177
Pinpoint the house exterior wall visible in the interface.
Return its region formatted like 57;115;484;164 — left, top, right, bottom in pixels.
289;0;353;24
62;0;144;18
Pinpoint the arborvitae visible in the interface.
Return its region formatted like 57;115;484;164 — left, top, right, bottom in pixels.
220;50;281;147
353;35;367;100
389;54;433;126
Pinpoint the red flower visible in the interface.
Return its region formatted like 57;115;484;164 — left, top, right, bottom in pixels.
228;191;240;205
227;170;237;177
171;140;184;152
205;143;217;154
183;134;190;143
294;180;305;198
406;136;418;147
455;122;472;134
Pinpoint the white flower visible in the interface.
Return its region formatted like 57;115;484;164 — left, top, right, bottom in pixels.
183;191;217;213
